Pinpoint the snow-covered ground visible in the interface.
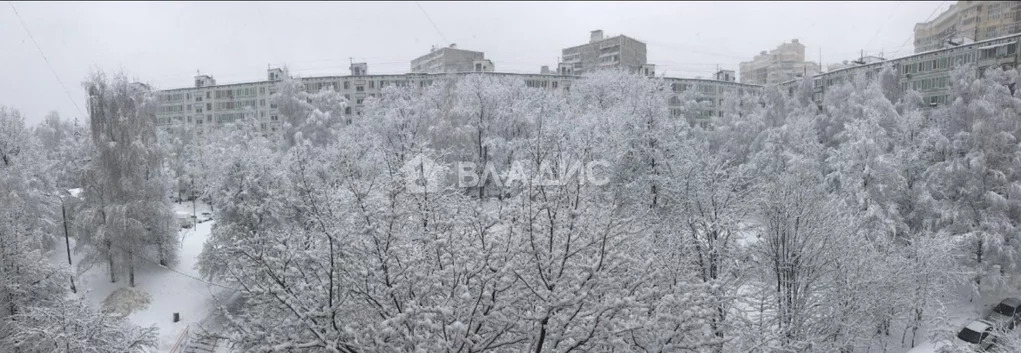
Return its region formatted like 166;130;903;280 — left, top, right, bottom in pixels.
51;201;230;353
903;283;1021;353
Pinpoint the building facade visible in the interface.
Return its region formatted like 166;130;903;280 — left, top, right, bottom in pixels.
739;39;821;85
154;66;760;137
780;33;1021;107
914;1;1021;53
560;30;648;75
411;44;491;73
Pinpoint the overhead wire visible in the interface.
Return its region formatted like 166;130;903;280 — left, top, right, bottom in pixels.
8;2;85;118
415;2;449;45
58;208;240;291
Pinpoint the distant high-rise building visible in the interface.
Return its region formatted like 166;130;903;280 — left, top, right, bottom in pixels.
914;1;1021;53
411;44;490;73
560;30;648;75
739;39;820;85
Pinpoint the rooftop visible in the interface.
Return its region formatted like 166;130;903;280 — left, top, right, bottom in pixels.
964;320;992;332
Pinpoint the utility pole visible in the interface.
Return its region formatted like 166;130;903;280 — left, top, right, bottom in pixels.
61;197;76;293
46;193;76;293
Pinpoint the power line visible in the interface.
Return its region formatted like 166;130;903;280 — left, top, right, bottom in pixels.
8;2;85;118
415;2;449;45
61;214;240;291
105;236;241;291
864;2;901;51
893;2;950;54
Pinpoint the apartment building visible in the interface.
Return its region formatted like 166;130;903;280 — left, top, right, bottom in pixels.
154;65;574;137
739;39;821;85
666;77;760;128
560;30;648;75
411;44;493;73
154;66;759;136
914;1;1021;53
779;33;1021;107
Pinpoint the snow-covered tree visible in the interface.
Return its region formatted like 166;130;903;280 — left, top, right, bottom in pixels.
926;66;1021;294
271;75;349;148
78;72;178;286
751;169;855;351
0;105;156;353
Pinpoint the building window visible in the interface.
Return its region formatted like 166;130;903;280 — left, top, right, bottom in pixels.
343;81;350;90
260;87;265;94
206;92;211;99
206;103;212;110
345;107;352;115
271;115;278;121
356;86;364;92
260;99;265;107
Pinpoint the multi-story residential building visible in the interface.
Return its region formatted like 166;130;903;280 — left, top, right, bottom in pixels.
780;33;1021;107
665;76;760;127
154;66;760;136
560;30;648;75
914;1;1021;53
739;39;821;85
411;44;493;73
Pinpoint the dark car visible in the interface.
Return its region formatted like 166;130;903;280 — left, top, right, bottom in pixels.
985;297;1021;331
957;320;997;351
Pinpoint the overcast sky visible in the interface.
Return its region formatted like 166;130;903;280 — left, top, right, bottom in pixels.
2;1;952;126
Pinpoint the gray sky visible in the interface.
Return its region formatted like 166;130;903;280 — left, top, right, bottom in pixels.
2;1;951;126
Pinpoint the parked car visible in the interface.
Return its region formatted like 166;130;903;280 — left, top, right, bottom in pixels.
985;297;1021;331
957;320;998;351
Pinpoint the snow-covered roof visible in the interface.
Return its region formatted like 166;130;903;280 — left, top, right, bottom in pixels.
964;320;991;332
976;43;1011;50
1001;297;1021;307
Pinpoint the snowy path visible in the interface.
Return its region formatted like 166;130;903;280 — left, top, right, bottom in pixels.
52;201;230;353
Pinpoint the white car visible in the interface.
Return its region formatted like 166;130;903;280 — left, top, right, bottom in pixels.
957;320;998;351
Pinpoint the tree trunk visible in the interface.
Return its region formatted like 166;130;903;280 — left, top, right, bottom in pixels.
975;237;984;288
107;240;116;283
534;315;549;353
129;253;136;287
192;185;198;230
